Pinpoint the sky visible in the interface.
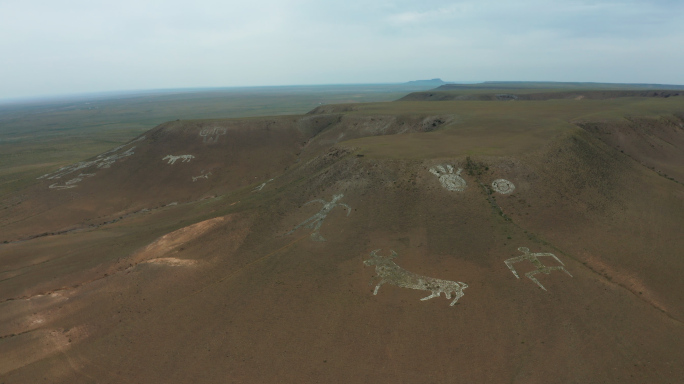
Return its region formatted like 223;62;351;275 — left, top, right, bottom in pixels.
1;0;684;100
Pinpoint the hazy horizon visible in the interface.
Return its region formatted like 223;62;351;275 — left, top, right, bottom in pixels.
0;80;466;104
2;0;683;100
5;79;684;106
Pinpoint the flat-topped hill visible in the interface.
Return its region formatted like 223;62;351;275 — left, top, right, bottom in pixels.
399;81;684;102
437;81;684;91
1;88;683;383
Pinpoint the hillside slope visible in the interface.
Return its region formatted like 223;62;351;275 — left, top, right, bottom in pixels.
1;95;684;383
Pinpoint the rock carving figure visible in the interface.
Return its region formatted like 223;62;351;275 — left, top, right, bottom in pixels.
286;194;351;241
39;147;138;181
492;179;515;194
38;139;142;190
429;164;467;191
163;155;195;164
504;247;573;290
49;182;77;190
252;178;274;192
97;147;136;169
48;173;96;190
192;171;212;182
364;249;468;306
199;127;227;144
95;136;145;158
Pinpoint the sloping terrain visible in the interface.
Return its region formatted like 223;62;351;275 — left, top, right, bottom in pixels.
1;93;684;383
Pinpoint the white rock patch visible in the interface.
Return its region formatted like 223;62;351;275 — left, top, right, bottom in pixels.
143;257;198;266
252;178;274;192
199;127;227;143
429;164;467;192
492;179;515;194
163;155;195;164
192;171;212;182
38;138;143;190
286;194;351;242
364;249;468;306
504;247;573;291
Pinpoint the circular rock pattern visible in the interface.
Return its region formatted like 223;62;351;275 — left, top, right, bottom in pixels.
440;173;467;192
492;179;515;194
429;165;467;192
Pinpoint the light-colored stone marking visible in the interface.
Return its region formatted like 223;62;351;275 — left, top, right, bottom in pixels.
364;249;468;306
252;178;274;192
163;155;195;164
47;173;96;189
38;144;139;182
504;247;573;291
286;194;351;241
429;164;467;191
95;136;145;159
492;179;515;194
142;257;198;266
48;183;76;190
97;147;136;169
192;171;212;182
199;127;227;143
38;161;96;180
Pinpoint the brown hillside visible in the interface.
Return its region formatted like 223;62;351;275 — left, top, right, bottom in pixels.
1;96;684;383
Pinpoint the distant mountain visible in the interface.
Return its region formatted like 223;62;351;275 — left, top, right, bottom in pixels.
404;78;450;85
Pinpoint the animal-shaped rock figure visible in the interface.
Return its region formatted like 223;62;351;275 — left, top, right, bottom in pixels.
286;194;351;241
504;247;573;290
192;171;212;182
429;164;467;191
163;155;195;164
364;249;468;306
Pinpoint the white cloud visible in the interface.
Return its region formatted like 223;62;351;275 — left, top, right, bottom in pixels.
1;0;683;99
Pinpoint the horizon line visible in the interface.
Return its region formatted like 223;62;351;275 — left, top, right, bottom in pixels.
3;79;684;106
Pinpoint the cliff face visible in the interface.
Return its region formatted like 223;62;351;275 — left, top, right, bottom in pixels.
1;95;684;383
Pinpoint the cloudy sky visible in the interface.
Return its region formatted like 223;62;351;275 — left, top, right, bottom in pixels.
1;0;683;99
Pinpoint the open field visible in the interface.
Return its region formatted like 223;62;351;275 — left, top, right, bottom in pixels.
1;83;684;382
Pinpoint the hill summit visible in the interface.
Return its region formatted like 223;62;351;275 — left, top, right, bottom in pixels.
404;78;450;85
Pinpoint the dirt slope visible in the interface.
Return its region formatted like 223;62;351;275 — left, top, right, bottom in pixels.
1;96;684;383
